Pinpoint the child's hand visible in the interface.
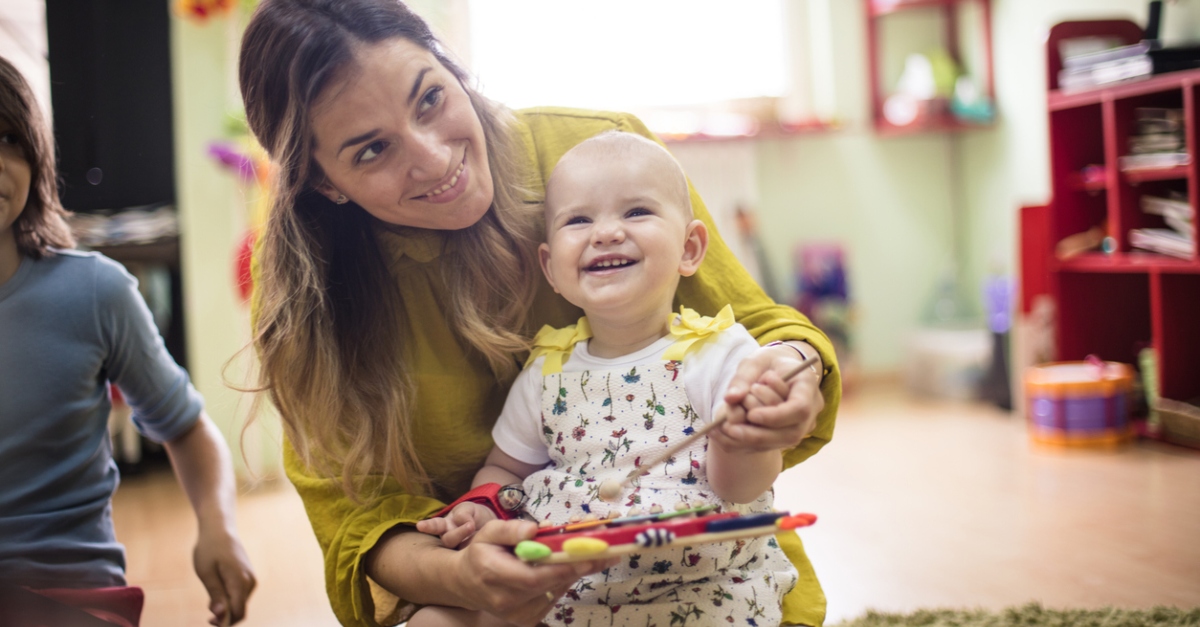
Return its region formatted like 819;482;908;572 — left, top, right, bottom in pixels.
194;525;256;626
415;502;499;549
710;379;786;455
715;344;823;454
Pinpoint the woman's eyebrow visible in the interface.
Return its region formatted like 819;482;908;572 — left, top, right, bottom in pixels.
337;129;380;157
333;67;435;158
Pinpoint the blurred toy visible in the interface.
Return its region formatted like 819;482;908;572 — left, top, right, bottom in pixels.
794;243;854;387
206;133;271;305
950;75;996;124
516;508;817;565
1025;359;1135;447
980;274;1013;410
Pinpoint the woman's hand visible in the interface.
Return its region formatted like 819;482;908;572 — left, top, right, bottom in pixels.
452;519;616;626
716;341;824;453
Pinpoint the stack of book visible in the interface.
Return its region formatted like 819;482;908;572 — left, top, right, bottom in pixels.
1118;108;1190;171
1058;40;1153;92
1130;192;1195;259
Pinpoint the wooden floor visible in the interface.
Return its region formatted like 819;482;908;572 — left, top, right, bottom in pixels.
112;381;1200;626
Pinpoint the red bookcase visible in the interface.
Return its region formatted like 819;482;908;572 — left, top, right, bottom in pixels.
1030;20;1200;404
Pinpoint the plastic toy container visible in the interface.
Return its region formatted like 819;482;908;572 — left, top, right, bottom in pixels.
1024;360;1135;448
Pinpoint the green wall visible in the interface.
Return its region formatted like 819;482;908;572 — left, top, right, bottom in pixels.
171;7;279;480
167;0;1158;474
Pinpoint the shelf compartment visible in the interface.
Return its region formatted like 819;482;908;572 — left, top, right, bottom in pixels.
1122;179;1193;254
1051;104;1107;242
1156;273;1200;401
1056;273;1151;366
1111;90;1187;253
866;0;994;133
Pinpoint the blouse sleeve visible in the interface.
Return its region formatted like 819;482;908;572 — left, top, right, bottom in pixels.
283;441;446;626
613;113;841;469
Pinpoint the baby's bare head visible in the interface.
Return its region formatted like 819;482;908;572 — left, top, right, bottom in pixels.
544;131;691;231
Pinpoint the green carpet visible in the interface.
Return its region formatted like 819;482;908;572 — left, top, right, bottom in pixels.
831;603;1200;627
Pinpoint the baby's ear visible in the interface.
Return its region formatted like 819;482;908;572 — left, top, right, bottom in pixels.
538;242;560;293
679;219;708;277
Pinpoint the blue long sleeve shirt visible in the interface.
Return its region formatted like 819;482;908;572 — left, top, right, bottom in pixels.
0;249;203;587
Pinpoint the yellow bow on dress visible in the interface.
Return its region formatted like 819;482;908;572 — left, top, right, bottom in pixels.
662;304;736;362
527;317;594;375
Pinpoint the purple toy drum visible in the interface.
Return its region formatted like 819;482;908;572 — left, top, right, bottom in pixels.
1024;361;1135;448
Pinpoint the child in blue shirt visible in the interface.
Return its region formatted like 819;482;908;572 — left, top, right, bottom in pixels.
0;55;256;626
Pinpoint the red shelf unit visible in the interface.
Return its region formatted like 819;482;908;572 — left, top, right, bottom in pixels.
1027;20;1200;406
865;0;995;134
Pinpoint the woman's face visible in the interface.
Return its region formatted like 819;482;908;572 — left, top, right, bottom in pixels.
309;38;493;230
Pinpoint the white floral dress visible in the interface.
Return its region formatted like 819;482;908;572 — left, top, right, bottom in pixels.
493;307;799;626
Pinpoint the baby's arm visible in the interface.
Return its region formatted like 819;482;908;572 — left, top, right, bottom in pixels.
706;391;785;504
415;447;544;548
162;412;256;626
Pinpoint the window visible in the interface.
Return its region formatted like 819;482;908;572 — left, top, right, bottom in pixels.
466;0;835;137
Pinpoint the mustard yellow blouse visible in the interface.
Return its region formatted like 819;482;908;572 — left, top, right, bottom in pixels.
280;107;841;626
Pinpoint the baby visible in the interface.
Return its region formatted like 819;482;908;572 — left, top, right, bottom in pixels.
413;131;799;626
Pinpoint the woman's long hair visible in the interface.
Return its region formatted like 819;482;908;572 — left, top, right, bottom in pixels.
239;0;539;500
0;55;75;257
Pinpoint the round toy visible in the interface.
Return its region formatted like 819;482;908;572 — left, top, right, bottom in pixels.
1025;359;1135;447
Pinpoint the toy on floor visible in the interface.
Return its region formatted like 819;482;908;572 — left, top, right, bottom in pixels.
1025;357;1135;447
515;505;817;564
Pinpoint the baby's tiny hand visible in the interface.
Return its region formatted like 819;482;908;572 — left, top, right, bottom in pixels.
415;502;498;549
712;373;791;454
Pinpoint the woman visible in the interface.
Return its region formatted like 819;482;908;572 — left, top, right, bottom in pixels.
239;1;840;625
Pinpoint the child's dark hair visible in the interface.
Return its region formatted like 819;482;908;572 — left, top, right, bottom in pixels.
0;55;74;258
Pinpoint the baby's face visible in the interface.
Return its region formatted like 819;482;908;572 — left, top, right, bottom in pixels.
540;144;696;323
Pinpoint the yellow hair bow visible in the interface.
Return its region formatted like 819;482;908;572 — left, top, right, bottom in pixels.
527;317;593;375
662;304;735;362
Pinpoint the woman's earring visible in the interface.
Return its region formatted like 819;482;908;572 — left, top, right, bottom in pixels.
335;194;349;205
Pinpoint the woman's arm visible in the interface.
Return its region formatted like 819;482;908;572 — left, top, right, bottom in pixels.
284;439;611;627
365;520;611;626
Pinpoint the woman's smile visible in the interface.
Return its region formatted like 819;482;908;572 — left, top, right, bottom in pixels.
417;155;468;202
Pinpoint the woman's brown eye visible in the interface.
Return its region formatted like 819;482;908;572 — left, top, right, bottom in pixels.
358;141;387;163
419;86;443;113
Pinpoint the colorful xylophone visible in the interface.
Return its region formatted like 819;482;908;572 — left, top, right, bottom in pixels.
514;505;817;564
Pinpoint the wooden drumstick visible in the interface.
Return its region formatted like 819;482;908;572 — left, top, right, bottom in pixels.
598;352;820;502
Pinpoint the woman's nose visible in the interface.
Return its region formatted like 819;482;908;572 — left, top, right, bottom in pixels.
405;129;452;182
